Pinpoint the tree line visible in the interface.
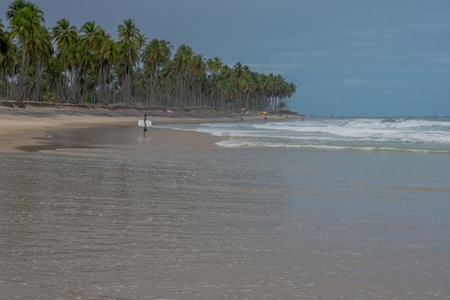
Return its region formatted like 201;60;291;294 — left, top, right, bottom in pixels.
0;0;297;111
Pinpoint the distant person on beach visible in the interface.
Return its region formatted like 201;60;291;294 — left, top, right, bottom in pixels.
143;114;148;136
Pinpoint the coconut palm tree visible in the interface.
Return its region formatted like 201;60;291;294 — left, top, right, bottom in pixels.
218;80;236;109
142;38;173;104
133;33;147;102
287;83;297;110
135;33;147;58
232;62;251;106
52;18;77;101
117;19;139;46
8;1;44;99
65;42;82;99
0;19;12;97
79;21;100;64
6;0;27;20
241;73;257;110
28;25;52;101
189;54;205;105
0;19;8;55
206;56;223;107
117;19;140;104
67;20;100;102
173;44;193;105
91;28;111;104
272;74;284;109
98;37;117;104
116;39;139;104
2;0;297;110
1;39;17;99
159;59;176;104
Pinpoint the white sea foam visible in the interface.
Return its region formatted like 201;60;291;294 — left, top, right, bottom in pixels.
197;117;450;152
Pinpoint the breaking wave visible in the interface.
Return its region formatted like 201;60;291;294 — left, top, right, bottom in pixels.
195;117;450;153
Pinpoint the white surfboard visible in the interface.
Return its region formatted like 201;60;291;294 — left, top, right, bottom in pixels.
138;120;152;127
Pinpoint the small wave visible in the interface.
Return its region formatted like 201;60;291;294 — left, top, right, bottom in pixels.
215;139;450;153
198;118;450;153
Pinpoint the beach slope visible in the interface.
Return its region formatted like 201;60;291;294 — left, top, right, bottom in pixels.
0;103;272;153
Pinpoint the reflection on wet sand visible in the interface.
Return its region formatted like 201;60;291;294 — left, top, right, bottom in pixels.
15;125;222;152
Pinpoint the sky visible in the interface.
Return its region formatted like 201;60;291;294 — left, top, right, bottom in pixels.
2;0;450;117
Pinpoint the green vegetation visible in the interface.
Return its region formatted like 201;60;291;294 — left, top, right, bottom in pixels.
0;0;296;111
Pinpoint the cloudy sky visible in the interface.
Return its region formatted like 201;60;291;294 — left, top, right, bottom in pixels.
2;0;450;116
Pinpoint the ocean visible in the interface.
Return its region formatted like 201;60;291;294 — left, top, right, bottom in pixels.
1;117;449;299
191;116;450;153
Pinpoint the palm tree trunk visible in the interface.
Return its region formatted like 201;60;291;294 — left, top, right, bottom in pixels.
24;55;31;100
175;72;180;106
19;39;28;100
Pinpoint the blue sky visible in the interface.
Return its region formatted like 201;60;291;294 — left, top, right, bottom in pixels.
2;0;450;116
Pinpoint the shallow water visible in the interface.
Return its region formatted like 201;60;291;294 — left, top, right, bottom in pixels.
1;126;449;299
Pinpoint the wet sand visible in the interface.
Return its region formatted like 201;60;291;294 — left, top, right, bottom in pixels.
0;105;272;153
1;136;449;299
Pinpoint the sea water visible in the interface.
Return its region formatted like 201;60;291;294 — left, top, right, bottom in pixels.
191;117;450;153
1;117;449;299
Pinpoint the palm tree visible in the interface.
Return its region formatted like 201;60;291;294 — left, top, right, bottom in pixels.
159;59;176;104
52;18;77;101
142;38;173;104
189;54;205;105
241;73;257;110
272;74;284;109
79;21;100;64
173;44;193;105
233;62;250;106
116;39;138;103
117;19;140;104
0;19;12;97
1;39;17;99
5;0;27;20
98;37;117;103
1;0;297;110
0;19;8;55
8;1;44;99
287;83;297;110
67;20;100;102
206;56;223;107
28;25;52;101
65;42;82;100
117;19;139;45
134;33;147;102
218;80;236;109
233;62;244;84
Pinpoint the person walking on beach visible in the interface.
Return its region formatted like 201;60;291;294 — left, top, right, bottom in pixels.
143;114;148;136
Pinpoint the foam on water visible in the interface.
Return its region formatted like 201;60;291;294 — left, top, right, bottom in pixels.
196;117;450;153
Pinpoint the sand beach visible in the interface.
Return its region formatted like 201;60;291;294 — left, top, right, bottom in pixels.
0;101;278;153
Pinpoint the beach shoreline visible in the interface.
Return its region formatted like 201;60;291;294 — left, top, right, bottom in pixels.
0;104;291;153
